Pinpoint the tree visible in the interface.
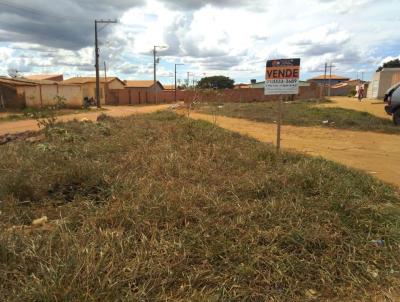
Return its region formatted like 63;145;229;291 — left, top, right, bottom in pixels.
377;59;400;72
7;69;20;78
197;76;235;89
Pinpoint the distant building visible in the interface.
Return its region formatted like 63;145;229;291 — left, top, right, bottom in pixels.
24;74;64;82
307;74;350;86
250;81;311;89
234;83;250;89
0;76;83;108
62;77;125;105
121;80;164;104
330;80;368;97
124;80;164;91
367;68;400;99
249;81;266;89
163;84;175;91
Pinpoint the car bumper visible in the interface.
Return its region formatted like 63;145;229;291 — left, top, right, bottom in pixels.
385;105;392;115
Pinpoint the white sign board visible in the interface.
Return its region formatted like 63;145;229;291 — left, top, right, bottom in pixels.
265;58;301;95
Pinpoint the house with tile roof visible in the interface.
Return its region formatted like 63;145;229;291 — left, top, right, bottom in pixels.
62;77;125;105
307;74;350;86
117;80;164;104
0;76;83;108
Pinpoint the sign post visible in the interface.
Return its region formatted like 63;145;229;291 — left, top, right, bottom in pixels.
264;58;301;152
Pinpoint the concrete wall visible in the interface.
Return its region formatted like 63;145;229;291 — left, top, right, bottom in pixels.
58;85;84;107
107;85;164;105
82;79;125;105
367;68;400;99
330;86;352;97
108;79;125;90
17;84;83;108
108;83;320;105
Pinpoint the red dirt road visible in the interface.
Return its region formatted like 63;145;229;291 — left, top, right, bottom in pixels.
0;105;169;136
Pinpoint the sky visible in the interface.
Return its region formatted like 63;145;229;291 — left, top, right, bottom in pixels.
0;0;399;84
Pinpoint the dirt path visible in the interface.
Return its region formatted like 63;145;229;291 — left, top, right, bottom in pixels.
0;105;169;136
318;97;389;119
189;112;400;187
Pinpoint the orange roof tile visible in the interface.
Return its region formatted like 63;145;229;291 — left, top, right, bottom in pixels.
62;77;123;85
309;74;350;80
124;80;163;88
25;74;63;81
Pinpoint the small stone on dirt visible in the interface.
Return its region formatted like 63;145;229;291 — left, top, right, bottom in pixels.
32;216;48;227
305;289;318;299
26;134;45;143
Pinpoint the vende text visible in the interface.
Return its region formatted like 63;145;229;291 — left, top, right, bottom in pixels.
266;67;299;79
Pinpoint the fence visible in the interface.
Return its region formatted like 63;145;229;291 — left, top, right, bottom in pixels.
107;83;320;105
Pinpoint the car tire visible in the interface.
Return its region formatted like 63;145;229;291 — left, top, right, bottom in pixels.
393;109;400;125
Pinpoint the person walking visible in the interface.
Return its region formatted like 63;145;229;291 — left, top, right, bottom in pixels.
358;85;364;101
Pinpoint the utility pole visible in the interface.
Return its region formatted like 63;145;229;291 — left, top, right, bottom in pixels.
327;62;335;98
153;46;156;104
324;62;327;97
153;45;167;104
175;63;184;103
95;19;117;108
104;61;108;105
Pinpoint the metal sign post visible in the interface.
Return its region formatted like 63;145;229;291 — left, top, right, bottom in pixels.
265;58;301;152
276;95;283;151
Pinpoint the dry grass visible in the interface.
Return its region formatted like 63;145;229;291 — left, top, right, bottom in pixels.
198;100;400;134
0;111;399;301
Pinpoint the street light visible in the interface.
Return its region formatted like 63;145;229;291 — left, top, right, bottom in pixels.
153;45;167;104
175;63;184;103
94;19;117;108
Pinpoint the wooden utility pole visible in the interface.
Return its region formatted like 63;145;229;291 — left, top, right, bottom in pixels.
327;62;335;98
324;62;327;98
95;19;117;108
104;61;108;105
276;95;283;152
175;63;184;103
153;45;167;104
153;46;157;104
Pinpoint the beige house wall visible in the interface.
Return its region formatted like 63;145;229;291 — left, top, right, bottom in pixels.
58;85;84;107
17;84;83;108
81;79;124;104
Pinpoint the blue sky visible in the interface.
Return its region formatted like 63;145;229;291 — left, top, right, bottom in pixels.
0;0;399;85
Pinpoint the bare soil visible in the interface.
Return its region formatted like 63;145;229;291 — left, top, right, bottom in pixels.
319;97;389;119
0;105;169;136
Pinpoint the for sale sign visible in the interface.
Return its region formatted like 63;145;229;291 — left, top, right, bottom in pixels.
265;58;301;95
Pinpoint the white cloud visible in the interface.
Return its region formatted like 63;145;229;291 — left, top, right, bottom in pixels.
0;0;399;82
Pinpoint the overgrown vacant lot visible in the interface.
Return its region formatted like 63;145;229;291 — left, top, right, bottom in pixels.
198;100;399;134
1;111;400;301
